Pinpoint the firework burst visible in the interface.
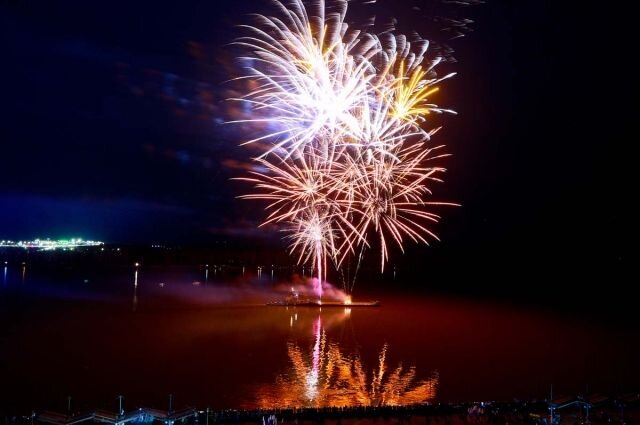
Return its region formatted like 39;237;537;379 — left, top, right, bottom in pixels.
232;0;457;294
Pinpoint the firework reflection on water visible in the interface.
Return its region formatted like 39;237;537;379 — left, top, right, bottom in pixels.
253;314;438;408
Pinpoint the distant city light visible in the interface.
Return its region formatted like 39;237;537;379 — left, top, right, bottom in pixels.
0;238;104;251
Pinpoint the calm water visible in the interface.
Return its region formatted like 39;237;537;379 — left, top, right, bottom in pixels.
1;264;638;414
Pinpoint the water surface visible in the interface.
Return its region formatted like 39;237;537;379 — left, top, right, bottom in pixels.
1;264;637;414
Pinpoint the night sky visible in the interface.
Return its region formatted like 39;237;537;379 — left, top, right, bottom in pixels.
0;1;633;297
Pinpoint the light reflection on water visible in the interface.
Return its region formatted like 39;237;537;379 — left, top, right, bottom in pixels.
253;314;438;408
0;265;638;413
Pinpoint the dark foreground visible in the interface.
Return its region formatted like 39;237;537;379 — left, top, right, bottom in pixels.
4;395;639;425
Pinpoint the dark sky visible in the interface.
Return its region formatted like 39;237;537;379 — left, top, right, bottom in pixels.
0;1;633;287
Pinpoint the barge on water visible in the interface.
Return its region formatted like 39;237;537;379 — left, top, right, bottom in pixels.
266;288;380;307
266;300;380;307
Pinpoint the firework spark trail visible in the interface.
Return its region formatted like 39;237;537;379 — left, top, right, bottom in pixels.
232;0;458;293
